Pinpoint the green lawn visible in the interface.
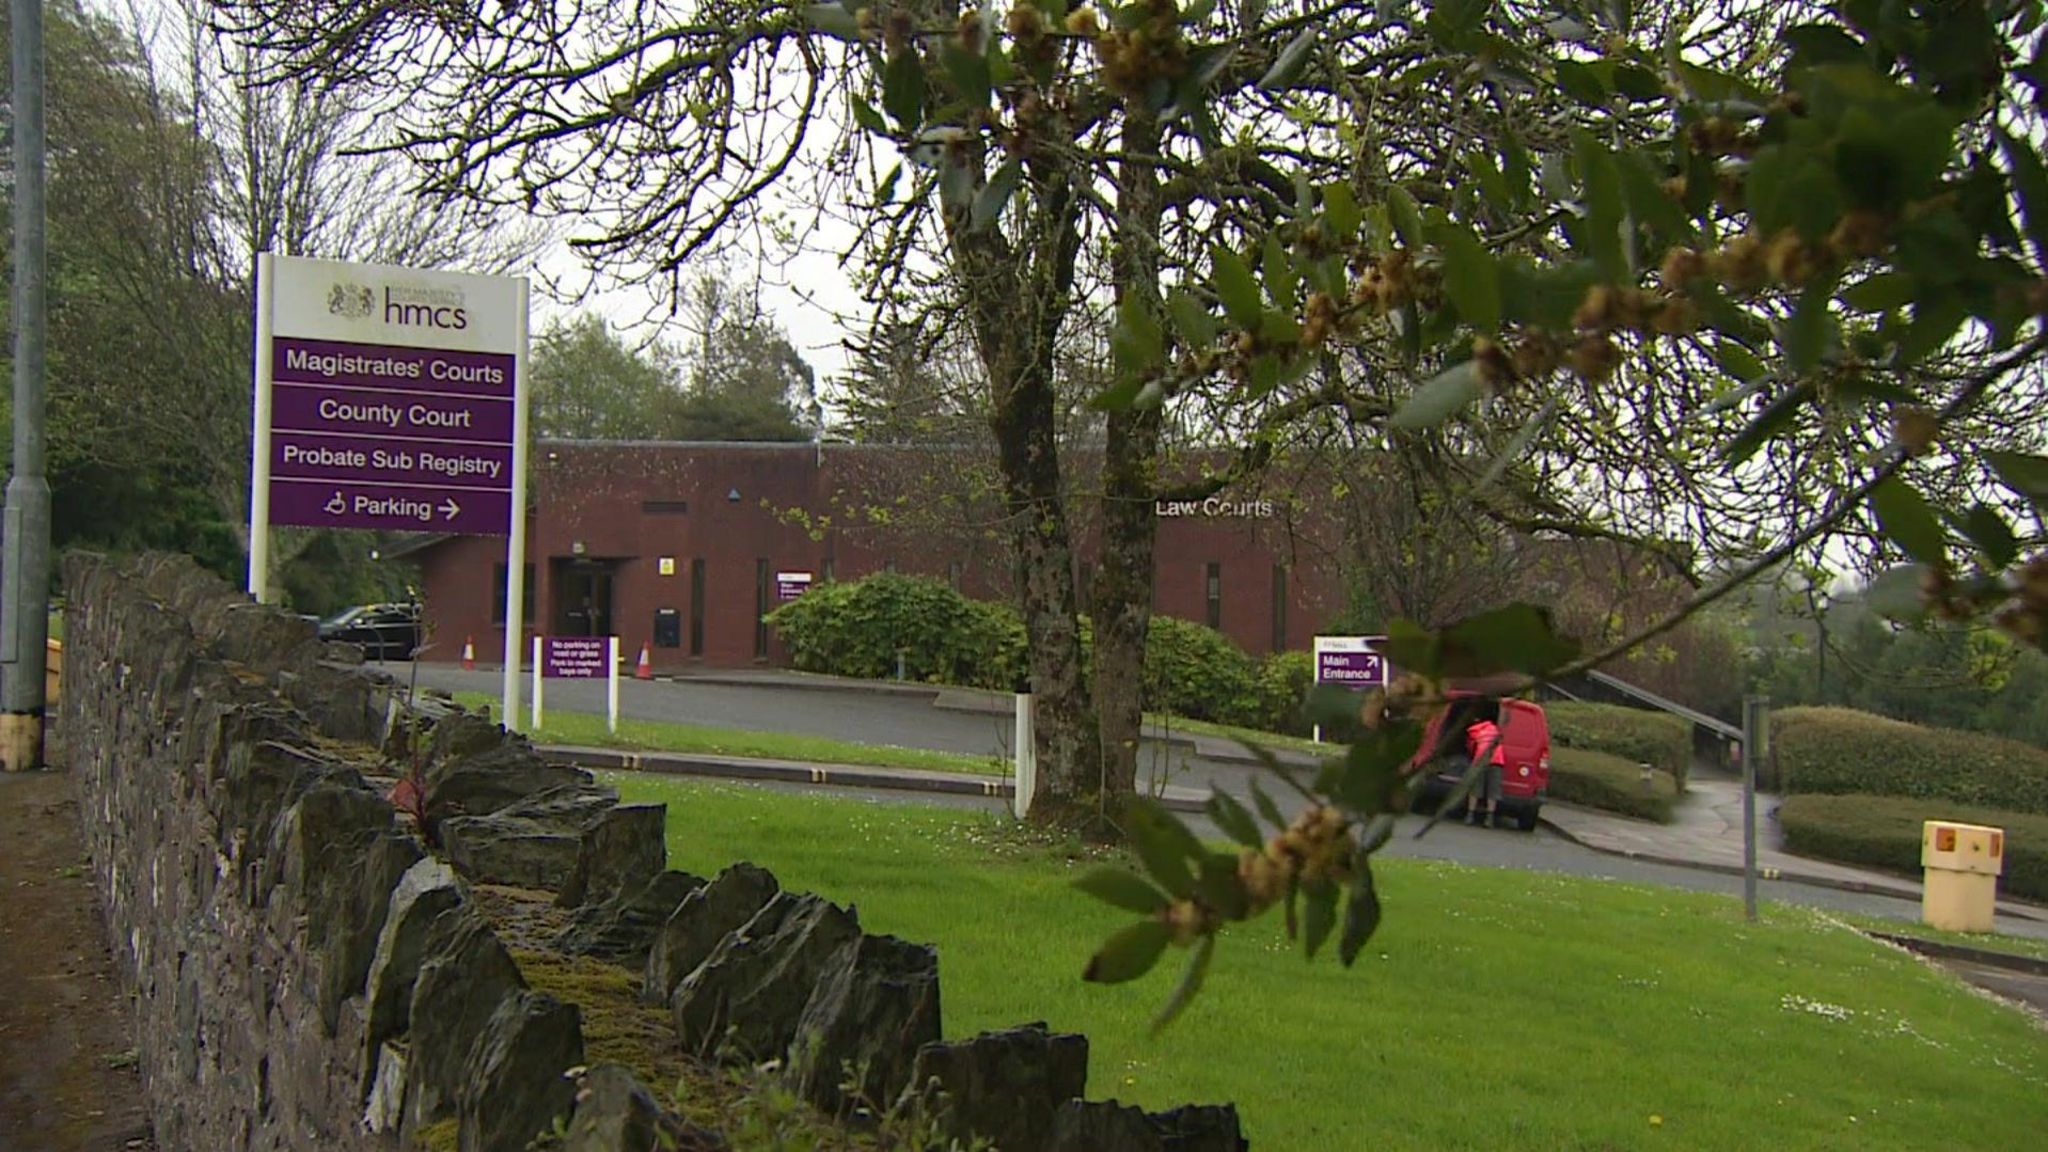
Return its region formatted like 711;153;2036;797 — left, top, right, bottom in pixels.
610;775;2048;1152
448;691;1002;777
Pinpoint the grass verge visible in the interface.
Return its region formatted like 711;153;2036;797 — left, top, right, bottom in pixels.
1779;793;2048;903
612;776;2048;1152
447;691;1002;777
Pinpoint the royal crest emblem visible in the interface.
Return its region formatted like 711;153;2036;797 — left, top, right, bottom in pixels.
326;282;376;319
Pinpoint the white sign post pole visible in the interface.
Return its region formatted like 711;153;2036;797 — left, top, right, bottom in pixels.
1012;692;1036;819
607;636;621;734
500;280;531;731
245;254;276;603
530;635;543;732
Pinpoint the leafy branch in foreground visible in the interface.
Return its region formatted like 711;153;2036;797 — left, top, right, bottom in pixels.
1080;602;1575;1031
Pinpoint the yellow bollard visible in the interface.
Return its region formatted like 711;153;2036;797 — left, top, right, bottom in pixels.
45;637;61;709
1921;820;2004;933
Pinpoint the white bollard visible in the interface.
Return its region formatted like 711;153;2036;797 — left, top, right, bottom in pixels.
607;636;621;734
1012;692;1036;819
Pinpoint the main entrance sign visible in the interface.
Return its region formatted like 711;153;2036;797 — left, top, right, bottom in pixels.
248;253;531;728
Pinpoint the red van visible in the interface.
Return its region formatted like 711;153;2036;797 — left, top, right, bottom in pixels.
1409;694;1552;831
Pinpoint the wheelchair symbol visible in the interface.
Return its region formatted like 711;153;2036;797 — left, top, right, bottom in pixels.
323;491;348;516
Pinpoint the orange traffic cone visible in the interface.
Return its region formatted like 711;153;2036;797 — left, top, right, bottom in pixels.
461;635;475;671
635;642;653;680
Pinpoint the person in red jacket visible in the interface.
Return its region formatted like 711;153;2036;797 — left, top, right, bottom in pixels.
1463;708;1509;827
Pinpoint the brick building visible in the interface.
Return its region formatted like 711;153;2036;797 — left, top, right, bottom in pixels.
403;439;1350;669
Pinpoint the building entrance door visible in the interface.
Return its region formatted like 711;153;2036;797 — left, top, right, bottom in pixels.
552;559;617;638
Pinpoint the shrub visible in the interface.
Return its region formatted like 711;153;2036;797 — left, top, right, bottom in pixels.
766;573;1025;691
1545;747;1679;823
1253;650;1316;736
1142;616;1261;728
1778;793;2048;903
1770;707;2048;815
1545;700;1693;790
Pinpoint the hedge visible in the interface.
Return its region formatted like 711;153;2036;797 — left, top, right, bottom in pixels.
1770;707;2048;816
1545;747;1680;824
1544;701;1693;790
1253;650;1315;737
766;574;1027;691
1141;616;1261;729
1778;793;2048;903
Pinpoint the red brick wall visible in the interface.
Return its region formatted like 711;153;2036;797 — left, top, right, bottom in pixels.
414;441;1350;670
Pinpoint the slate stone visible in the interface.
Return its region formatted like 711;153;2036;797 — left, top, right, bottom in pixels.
1046;1101;1248;1151
363;1042;408;1135
272;781;418;1034
362;858;466;1097
403;910;527;1134
457;989;584;1152
556;869;706;964
643;862;780;1004
671;891;860;1061
558;802;669;909
563;1064;714;1152
787;933;941;1119
899;1022;1090;1152
438;783;620;891
422;737;597;824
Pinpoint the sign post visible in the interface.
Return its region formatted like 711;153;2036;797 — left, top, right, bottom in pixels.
533;636;617;732
1741;694;1770;922
1310;636;1389;743
249;254;529;728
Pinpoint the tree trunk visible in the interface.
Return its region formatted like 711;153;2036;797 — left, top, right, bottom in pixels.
1091;109;1166;805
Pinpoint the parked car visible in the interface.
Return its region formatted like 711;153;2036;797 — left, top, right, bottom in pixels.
317;602;421;661
1409;692;1552;831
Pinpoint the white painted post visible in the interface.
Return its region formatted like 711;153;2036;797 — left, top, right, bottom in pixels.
606;635;620;734
246;253;276;602
1012;692;1036;819
499;277;531;732
530;635;543;732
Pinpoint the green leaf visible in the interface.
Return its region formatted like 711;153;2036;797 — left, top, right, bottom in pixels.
1782;277;1838;374
1332;730;1418;815
1391;360;1485;430
1194;851;1250;920
1211;245;1263;330
877;161;902;204
883;49;925;130
1261;234;1299;311
1083;919;1171;984
972;159;1023;232
1961;503;2021;569
1260;28;1318;90
1427;0;1491;42
1337;862;1383;967
1247;777;1288;830
1554;59;1611;105
1112;296;1165;377
1840;272;1915;313
1301;879;1338;959
1780;23;1866;68
1073;867;1170;915
849;94;890;136
1127;798;1200;899
1720;383;1814;465
1165;288;1218;351
1999;129;2048;268
1477;399;1556;490
1435;222;1500;331
1710;339;1768;385
1986;451;2048;506
1387;185;1425;250
1869;477;1947;565
1440;602;1581;677
1149;934;1214;1034
940;41;992;108
1322;182;1361;243
1572;132;1626;278
1863;563;1931;622
1206;791;1264;849
803;3;862;40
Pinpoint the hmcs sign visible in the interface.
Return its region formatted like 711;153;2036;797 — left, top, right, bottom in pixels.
248;252;532;730
251;256;527;537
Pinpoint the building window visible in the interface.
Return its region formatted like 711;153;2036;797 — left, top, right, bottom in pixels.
821;556;836;583
491;563;535;625
1271;564;1288;653
689;559;706;656
754;559;772;658
1205;562;1222;629
949;560;964;590
640;499;689;515
883;558;897;574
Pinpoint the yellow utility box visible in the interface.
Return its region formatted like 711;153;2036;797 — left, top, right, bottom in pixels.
1921;820;2004;933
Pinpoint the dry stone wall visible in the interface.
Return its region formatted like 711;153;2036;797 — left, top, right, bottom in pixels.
60;551;1247;1151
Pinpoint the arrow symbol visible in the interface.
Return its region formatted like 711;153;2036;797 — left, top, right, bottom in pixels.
440;497;461;521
